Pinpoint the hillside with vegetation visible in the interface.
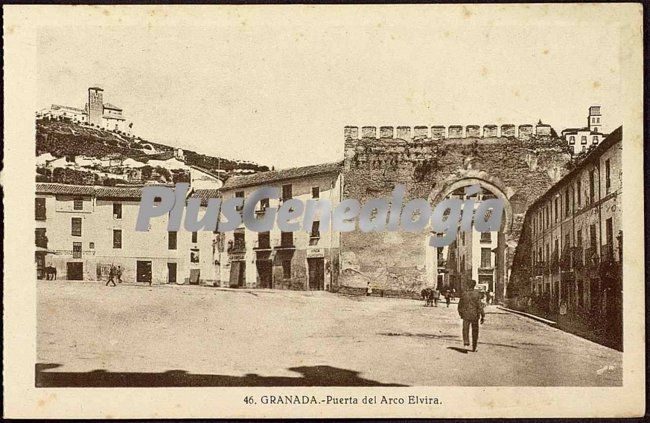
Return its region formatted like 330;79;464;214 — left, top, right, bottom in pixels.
36;118;270;185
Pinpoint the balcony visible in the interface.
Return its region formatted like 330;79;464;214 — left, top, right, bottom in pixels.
549;250;559;273
599;243;621;280
571;247;584;269
559;247;572;271
276;233;295;250
254;241;272;251
585;247;599;268
227;241;246;254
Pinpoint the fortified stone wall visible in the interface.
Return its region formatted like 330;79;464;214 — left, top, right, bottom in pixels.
338;125;571;298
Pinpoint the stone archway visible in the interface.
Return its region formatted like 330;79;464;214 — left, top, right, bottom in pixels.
426;175;513;301
428;175;514;234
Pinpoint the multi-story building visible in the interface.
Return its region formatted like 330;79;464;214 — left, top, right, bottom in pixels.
510;127;622;347
216;162;342;291
35;183;219;285
562;106;606;155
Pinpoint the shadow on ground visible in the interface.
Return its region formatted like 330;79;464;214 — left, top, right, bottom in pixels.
35;363;407;387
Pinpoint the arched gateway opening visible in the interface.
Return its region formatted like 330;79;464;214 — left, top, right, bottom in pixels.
425;178;513;302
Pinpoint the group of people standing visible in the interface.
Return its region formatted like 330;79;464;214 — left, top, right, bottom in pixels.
422;287;456;307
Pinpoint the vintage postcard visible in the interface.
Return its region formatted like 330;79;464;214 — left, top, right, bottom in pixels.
3;4;645;419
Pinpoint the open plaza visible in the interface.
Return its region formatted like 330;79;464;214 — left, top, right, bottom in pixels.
37;279;622;387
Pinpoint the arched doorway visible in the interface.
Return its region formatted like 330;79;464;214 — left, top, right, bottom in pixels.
425;178;513;302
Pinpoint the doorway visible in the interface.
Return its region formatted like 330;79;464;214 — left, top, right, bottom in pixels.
308;257;324;290
167;263;177;284
256;260;273;288
66;262;83;280
136;260;152;283
229;261;245;288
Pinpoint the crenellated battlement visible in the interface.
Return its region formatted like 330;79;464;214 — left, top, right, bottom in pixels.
344;123;556;141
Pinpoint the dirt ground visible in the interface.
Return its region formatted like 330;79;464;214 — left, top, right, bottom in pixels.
37;280;622;387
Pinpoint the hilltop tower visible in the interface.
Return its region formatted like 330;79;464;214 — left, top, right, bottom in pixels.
88;86;104;126
588;105;602;133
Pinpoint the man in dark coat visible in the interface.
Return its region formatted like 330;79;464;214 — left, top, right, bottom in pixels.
458;280;485;352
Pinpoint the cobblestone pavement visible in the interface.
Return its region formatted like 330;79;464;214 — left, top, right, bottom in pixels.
37;280;622;387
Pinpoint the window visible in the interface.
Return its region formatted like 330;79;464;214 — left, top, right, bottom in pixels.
113;203;122;219
35;228;47;249
589;224;597;250
258;232;270;249
569;136;575;144
113;229;122;249
581;136;587;145
554;198;558;222
233;229;246;251
605;159;611;193
576;180;582;207
168;231;177;250
235;191;245;212
605;218;614;258
281;231;293;247
191;231;198;243
480;248;491;269
282;184;292;201
72;242;82;259
89;242;94;249
35;198;46;221
565;190;570;216
592;136;599;144
310;221;320;239
71;217;82;236
282;259;291;279
589;170;595;203
311;186;320;199
73;197;83;210
190;249;200;263
259;198;270;211
480;232;491;243
437;247;444;266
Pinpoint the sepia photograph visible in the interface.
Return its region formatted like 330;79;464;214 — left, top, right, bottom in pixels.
3;4;645;419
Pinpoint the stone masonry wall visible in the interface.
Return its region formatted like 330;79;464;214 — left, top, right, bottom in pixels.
338;127;571;298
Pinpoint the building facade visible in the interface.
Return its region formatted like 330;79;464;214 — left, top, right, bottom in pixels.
510;127;622;348
562;106;606;155
38;87;131;133
216;162;342;291
35;183;219;285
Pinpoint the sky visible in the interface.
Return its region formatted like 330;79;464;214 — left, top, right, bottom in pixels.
37;9;622;169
